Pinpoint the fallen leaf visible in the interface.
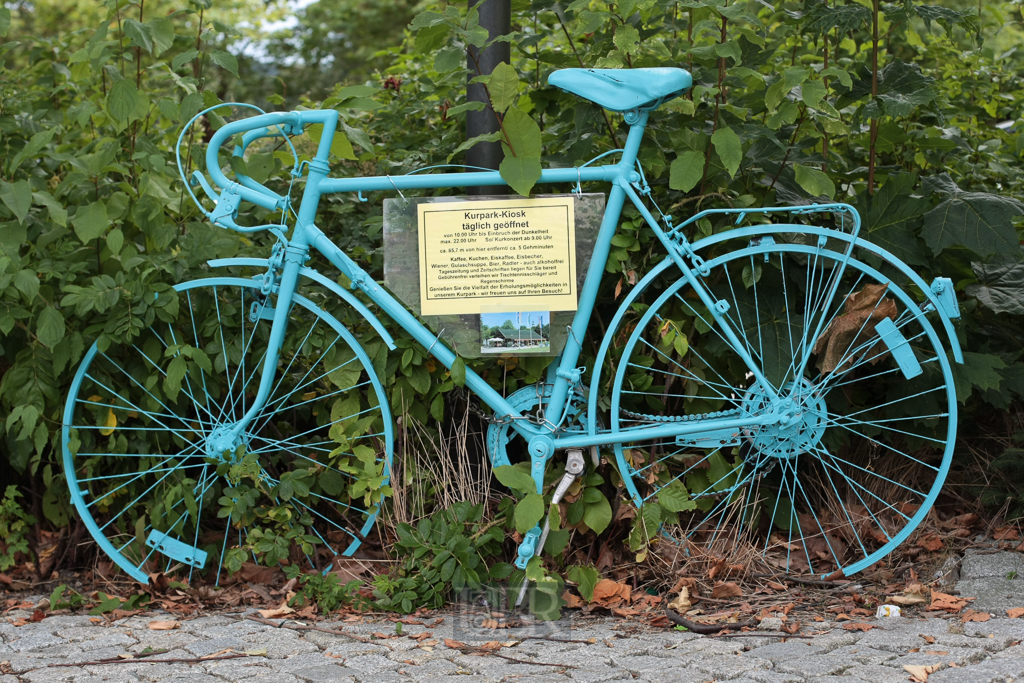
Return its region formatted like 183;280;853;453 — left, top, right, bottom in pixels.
904;664;940;682
371;633;397;639
813;283;897;373
1007;607;1024;619
148;621;179;630
925;650;949;655
707;558;727;582
478;641;502;651
712;582;742;599
30;610;45;622
993;527;1020;541
835;613;853;621
591;579;632;607
258;606;294;619
921;634;936;644
842;623;879;632
668;587;692;612
930;591;972;613
961;610;990;623
409;632;433;641
917;535;944;552
767;581;786;591
480;619;499;629
892;583;930;606
444;638;466;649
781;621;801;634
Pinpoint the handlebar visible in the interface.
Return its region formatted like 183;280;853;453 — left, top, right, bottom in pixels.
177;105;340;233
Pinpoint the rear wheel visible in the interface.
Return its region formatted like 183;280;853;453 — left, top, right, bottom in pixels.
610;239;956;576
62;277;392;583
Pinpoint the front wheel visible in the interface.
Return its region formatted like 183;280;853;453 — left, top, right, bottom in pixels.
610;239;956;577
62;277;393;584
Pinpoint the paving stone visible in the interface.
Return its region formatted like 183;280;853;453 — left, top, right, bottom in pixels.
774;655;852;677
806;677;867;683
928;656;1024;682
955;578;1024;614
567;667;634;683
273;653;352;672
884;646;988;667
292;664;360;682
155;675;225;683
344;653;402;673
641;669;718;683
413;676;487;683
843;663;909;682
741;640;824;661
24;643;85;659
852;627;928;653
691;654;773;680
537;648;613;668
19;667;83;683
9;632;67;652
245;676;304;683
608;654;677;673
401;658;459;675
992;642;1024;658
963;620;1024;649
805;629;861;652
183;636;247;657
237;631;319;658
960;551;1024;580
746;672;804;683
78;632;137;651
813;643;896;665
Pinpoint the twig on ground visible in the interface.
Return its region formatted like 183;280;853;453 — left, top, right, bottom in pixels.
244;615;389;648
29;652;255;672
710;632;813;639
665;608;756;634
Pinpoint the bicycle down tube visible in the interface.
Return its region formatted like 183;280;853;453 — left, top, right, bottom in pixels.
201;108;778;452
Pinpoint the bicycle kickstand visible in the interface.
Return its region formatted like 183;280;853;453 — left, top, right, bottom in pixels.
513;449;586;608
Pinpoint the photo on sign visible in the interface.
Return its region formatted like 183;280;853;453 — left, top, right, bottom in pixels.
479;311;550;354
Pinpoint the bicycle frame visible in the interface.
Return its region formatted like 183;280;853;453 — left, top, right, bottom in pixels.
201;108;788;458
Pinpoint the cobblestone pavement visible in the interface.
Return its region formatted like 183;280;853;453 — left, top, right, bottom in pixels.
2;550;1022;683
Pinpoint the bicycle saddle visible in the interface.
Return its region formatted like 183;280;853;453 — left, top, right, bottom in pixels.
548;67;692;112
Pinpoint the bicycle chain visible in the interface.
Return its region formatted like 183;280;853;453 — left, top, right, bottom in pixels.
619;407;742;423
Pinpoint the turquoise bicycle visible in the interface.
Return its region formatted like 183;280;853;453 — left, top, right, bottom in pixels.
62;67;963;587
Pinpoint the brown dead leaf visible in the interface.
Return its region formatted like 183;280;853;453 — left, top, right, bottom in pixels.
842;623;879;632
993;526;1021;541
904;664;941;682
781;621;801;634
930;591;972;613
961;610;991;623
148;621;179;630
478;641;502;651
444;638;466;649
30;610;45;622
236;562;279;585
834;613;853;621
591;579;632;607
917;535;943;552
921;634;936;644
707;558;727;582
812;283;897;373
611;607;639;617
258;605;294;619
767;581;786;591
892;583;930;606
562;592;585;609
480;619;499;629
925;650;949;655
409;632;433;641
711;582;742;599
668;586;692;612
1007;607;1024;619
371;633;397;640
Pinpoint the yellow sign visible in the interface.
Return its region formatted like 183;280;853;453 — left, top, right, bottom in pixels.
417;197;577;316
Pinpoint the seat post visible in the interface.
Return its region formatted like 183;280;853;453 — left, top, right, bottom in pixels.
619;110;649;168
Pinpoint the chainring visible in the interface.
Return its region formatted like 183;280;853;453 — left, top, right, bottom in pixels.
486;383;592;469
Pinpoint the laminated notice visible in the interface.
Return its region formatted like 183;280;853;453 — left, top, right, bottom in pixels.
417;197;577;316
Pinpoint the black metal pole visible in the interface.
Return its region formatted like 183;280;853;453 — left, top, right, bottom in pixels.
466;0;511;194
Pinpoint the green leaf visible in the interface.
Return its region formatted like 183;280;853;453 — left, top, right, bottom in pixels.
921;192;1024;258
627;503;662;552
488;62;520;114
493;465;537;494
793;164;835;199
450;357;466;387
36;307;65;348
172;49;199;72
0;8;10;37
514;493;545;534
123;18;154;53
543;529;570;555
210;50;239;76
9;128;56;174
433;46;463;73
800;79;827;110
953;352;1007;402
500;106;541;158
73;201;109;243
499;156;542;197
149;18;175;56
967;257;1024;315
582;494;612;534
669;150;705;192
0;181;32;224
107;79;139;122
711;127;742;178
613;24;641;54
32;191;67;227
566;565;599;602
14;270;39;300
164;355;188;401
106;228;124;255
658;481;697;512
